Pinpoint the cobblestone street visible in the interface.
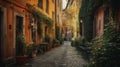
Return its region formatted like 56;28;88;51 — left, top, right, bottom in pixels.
12;41;88;67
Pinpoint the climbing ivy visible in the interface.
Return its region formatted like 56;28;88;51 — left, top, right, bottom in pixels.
27;3;54;26
79;0;120;67
55;26;60;40
37;20;42;37
88;23;120;67
26;3;54;37
79;0;118;41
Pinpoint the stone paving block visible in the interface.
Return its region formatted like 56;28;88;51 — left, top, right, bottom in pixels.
10;41;88;67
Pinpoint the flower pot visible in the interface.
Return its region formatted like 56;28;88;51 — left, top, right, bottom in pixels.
16;56;28;64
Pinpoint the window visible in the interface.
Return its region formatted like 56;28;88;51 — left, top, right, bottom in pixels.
46;0;49;13
57;15;59;24
38;0;43;9
45;26;48;36
31;27;36;42
52;11;55;21
57;0;59;7
52;0;54;3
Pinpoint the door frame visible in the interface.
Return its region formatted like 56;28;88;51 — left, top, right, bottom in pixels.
14;11;25;57
0;5;7;62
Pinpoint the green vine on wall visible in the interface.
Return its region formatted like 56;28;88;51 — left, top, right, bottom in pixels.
31;9;54;25
88;23;120;67
37;20;42;37
79;0;118;41
27;3;54;37
55;26;60;40
27;3;53;25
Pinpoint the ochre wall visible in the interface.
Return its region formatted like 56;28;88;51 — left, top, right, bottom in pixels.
0;0;56;62
0;0;26;62
27;0;55;43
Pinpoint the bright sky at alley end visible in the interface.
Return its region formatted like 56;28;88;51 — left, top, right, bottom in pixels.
62;0;68;9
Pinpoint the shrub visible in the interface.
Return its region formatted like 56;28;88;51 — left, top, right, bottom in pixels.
16;34;26;56
88;23;120;67
71;37;86;47
58;37;63;44
44;35;50;43
52;38;59;44
26;43;37;57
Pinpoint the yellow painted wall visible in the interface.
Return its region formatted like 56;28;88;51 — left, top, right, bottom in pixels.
26;0;55;42
62;0;81;40
56;0;62;34
0;0;26;62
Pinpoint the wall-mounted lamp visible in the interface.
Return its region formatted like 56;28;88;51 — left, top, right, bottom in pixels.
31;22;34;27
28;22;34;29
80;19;83;23
28;17;35;29
30;22;37;31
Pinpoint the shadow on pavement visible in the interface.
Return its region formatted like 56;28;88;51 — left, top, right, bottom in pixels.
76;48;90;62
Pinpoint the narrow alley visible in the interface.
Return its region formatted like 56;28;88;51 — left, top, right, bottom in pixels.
1;0;120;67
12;41;88;67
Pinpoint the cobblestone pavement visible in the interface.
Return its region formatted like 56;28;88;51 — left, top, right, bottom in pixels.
11;41;88;67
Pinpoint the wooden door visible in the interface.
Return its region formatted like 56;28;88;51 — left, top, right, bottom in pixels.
0;8;3;65
16;16;23;56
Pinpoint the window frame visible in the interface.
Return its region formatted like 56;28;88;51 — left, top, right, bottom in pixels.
38;0;43;9
46;0;49;13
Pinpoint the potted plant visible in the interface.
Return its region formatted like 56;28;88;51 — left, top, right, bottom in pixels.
44;35;50;43
16;34;27;64
27;43;37;58
52;38;59;48
58;37;63;45
44;35;51;50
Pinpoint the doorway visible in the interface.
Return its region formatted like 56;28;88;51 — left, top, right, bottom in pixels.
15;16;23;56
0;8;4;65
45;26;48;36
16;16;23;35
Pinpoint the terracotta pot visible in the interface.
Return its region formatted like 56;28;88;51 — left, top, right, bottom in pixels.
16;56;28;64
